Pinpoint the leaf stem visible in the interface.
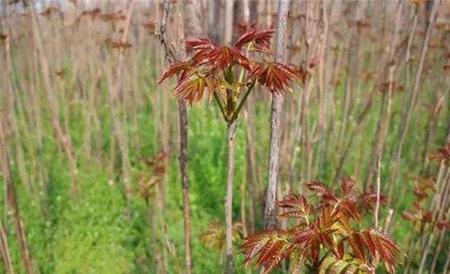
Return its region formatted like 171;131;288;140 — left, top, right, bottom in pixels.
230;80;256;123
213;92;229;122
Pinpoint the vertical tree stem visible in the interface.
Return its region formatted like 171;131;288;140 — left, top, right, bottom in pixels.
225;121;238;274
263;0;289;230
0;112;34;274
158;1;192;273
0;222;14;274
178;100;192;274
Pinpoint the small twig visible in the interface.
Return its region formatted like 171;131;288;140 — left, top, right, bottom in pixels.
384;208;394;231
213;92;230;123
230;80;256;123
375;156;381;228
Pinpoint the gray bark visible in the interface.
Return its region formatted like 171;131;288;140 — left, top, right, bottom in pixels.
263;0;289;230
225;121;237;274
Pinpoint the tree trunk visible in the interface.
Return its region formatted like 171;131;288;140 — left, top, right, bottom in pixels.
178;100;192;274
0;222;14;274
387;0;437;202
159;1;192;273
30;4;78;193
208;0;222;43
224;0;235;45
225;121;237;274
244;98;258;233
263;0;289;230
0;113;34;274
364;1;402;191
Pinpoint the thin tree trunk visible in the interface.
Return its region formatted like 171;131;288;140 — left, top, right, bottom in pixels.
333;34;409;185
159;1;192;273
1;18;30;193
108;0;134;202
417;167;450;274
0;112;34;274
224;0;235;45
420;94;445;174
315;0;330;179
444;245;450;274
208;0;222;43
364;0;402;191
0;222;14;274
30;3;78;193
388;0;437;201
263;0;289;230
178;100;192;274
242;0;258;234
244;99;258;233
225;121;237;274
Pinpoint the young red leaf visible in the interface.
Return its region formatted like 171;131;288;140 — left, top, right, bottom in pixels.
436;220;450;230
158;61;193;84
363;229;401;273
172;73;216;104
186;38;216;53
240;230;293;273
234;27;274;52
250;62;303;93
305;181;331;195
348;232;366;261
401;211;416;222
277;194;312;219
196;46;251;71
320;194;361;221
186;36;251;71
340;177;355;195
358;192;387;210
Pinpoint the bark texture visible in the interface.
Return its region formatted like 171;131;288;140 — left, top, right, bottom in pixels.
225;121;237;274
263;0;289;230
159;1;192;273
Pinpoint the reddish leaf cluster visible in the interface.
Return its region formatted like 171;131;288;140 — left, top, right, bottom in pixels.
250;62;305;93
80;8;101;19
142;20;156;33
199;221;244;251
0;33;7;42
378;81;404;94
159;27;306;104
241;179;399;273
241;230;293;272
104;38;132;50
402;174;450;232
234;28;274;52
40;6;63;17
136;151;167;202
402;202;433;225
428;143;450;165
99;10;127;22
78;8;125;22
306;177;387;214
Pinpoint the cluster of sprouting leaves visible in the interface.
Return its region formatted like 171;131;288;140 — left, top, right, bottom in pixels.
135;151;167;202
428;143;450;166
240;178;401;274
199;221;244;251
401;144;450;231
159;27;306;123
